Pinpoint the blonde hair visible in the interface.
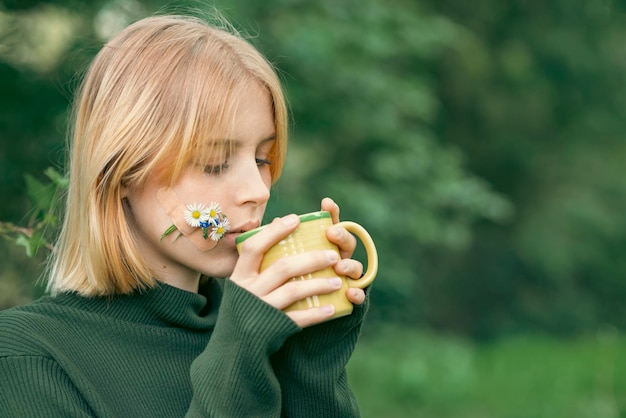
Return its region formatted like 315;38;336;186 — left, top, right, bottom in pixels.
48;15;288;296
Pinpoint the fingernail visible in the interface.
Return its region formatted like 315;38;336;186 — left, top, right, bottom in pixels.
322;305;335;314
338;259;351;271
282;214;298;226
325;250;339;263
329;227;342;238
329;277;343;287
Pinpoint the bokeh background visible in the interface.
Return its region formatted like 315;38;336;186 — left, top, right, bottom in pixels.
2;0;626;416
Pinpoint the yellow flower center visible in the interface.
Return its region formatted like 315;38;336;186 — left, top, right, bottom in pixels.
209;209;218;218
192;210;201;219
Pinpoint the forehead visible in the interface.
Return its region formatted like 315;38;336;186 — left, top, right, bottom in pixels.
231;81;275;133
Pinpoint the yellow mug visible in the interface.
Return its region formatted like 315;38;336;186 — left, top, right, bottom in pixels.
235;211;378;320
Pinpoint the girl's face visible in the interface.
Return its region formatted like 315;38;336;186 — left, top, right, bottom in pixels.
124;82;276;291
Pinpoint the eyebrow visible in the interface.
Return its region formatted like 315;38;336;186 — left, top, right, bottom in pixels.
210;134;276;149
259;133;277;144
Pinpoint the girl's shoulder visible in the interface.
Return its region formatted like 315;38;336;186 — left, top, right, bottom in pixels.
0;295;79;357
1;293;73;320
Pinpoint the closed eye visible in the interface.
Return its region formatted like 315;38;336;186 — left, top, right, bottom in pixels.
256;158;272;167
204;161;230;175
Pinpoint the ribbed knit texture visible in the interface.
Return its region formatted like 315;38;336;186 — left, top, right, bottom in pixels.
0;278;367;417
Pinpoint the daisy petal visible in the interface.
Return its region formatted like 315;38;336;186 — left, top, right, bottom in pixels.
183;203;207;228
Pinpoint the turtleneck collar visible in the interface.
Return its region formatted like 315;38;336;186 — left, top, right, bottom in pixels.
48;278;223;331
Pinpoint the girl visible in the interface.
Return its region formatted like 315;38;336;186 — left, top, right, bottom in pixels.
0;15;368;417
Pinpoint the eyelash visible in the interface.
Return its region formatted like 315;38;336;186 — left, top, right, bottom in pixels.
203;158;271;175
203;161;230;175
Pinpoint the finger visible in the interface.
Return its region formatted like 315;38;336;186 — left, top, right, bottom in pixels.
232;215;300;281
326;225;356;259
263;277;343;310
321;197;340;224
256;249;339;294
287;305;336;328
346;288;366;305
334;259;363;279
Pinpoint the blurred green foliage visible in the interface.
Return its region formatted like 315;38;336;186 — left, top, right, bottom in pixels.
349;326;626;417
1;0;625;340
0;167;66;257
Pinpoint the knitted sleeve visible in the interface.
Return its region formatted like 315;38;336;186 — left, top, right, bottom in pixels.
0;356;95;417
270;291;370;418
186;279;301;417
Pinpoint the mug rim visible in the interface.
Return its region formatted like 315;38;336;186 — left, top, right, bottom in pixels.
235;211;331;245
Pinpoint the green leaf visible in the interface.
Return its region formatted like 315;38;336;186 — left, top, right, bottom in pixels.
24;174;57;215
44;167;69;189
160;224;178;242
14;232;47;258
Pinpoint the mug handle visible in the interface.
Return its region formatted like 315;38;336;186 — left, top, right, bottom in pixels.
335;221;378;288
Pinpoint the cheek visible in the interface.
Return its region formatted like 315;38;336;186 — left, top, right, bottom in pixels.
174;171;210;195
125;187;164;233
138;199;174;241
262;167;273;188
170;173;227;207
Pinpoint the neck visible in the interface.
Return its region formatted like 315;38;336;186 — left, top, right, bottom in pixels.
157;273;201;293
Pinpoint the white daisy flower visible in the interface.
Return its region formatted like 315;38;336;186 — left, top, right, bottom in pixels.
183;203;209;228
163;201;229;244
209;218;231;241
206;202;222;226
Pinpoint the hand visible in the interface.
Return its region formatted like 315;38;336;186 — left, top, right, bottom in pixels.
230;214;347;328
321;197;366;307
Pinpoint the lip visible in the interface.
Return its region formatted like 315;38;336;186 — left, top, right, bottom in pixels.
223;220;261;247
222;232;239;248
230;220;262;234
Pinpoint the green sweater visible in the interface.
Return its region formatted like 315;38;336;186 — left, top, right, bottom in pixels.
0;278;367;417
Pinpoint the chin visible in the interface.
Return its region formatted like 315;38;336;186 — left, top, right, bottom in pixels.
199;258;237;279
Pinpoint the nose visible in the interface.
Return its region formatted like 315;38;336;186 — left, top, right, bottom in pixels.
234;160;271;207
